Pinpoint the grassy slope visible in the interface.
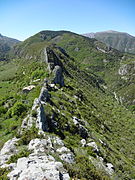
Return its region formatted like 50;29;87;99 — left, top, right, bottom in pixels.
0;58;48;148
0;31;135;179
52;33;135;108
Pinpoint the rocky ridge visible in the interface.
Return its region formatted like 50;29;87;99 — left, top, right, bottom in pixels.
0;47;71;180
0;46;115;179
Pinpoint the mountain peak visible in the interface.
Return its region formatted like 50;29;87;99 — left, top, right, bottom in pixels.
83;30;135;54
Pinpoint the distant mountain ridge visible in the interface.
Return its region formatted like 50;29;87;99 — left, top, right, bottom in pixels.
0;33;20;60
83;30;135;54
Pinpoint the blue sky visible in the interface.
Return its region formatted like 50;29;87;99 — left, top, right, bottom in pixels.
0;0;135;40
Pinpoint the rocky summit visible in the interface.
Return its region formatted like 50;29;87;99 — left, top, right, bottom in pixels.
0;30;135;180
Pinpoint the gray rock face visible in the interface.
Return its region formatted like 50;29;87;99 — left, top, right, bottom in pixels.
21;84;49;132
53;65;64;87
28;136;74;164
38;85;50;103
28;138;53;153
0;137;19;166
7;136;72;179
44;47;65;86
118;64;128;75
44;47;61;72
72;116;88;138
0;137;18;155
7;154;70;180
0;135;72;179
37;104;48;131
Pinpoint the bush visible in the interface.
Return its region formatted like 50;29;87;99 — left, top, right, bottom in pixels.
31;69;45;79
31;109;37;118
9;102;27;117
7;148;31;164
0;167;10;180
64;155;110;180
0;106;7;115
128;105;135;112
18;126;39;145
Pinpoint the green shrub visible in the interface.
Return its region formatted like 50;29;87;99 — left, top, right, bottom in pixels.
31;109;37;118
0;167;10;180
0;106;7;115
31;69;45;79
64;155;110;180
11;102;27;117
18;126;39;145
64;133;81;150
7;148;31;164
128;105;135;112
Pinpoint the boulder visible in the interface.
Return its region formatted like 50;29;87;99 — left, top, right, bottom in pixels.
80;139;86;147
87;141;99;152
22;85;35;93
32;78;40;83
106;163;114;175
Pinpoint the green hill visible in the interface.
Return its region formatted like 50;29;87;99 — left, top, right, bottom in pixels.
0;30;135;179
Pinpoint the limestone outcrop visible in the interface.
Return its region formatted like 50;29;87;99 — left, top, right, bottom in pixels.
8;154;70;180
0;135;72;179
0;138;19;166
53;65;64;87
44;47;64;87
72;116;88;138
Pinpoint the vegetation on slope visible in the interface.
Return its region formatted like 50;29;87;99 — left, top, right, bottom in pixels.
0;30;135;179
